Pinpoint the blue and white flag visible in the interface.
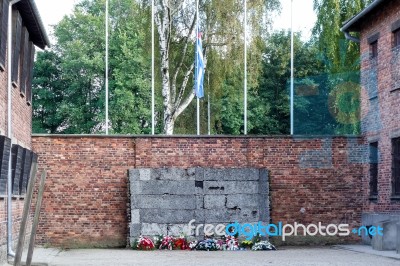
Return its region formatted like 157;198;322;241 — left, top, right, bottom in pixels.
195;29;205;98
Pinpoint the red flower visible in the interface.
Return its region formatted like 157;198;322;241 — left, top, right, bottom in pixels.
159;235;175;250
137;236;155;250
174;237;189;250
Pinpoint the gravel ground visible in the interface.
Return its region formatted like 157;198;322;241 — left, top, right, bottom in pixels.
6;246;399;266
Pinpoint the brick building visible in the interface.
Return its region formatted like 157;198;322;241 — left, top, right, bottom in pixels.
0;0;48;263
341;0;400;250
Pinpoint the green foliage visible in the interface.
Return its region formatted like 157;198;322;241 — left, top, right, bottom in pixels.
33;0;151;134
32;51;67;133
217;74;245;135
32;0;367;135
248;31;326;135
312;0;372;73
310;0;372;134
109;2;151;134
131;238;139;250
240;239;254;249
33;0;281;135
155;0;280;134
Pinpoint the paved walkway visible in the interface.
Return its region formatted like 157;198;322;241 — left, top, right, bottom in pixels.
4;245;400;266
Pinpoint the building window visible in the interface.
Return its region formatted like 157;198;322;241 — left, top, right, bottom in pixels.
369;142;378;198
0;0;8;71
393;138;400;196
394;28;400;47
19;26;29;96
11;9;22;87
25;42;35;105
370;41;378;58
367;32;379;59
391;19;400;47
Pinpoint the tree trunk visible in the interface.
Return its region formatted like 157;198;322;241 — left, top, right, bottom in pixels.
155;0;197;135
164;116;174;135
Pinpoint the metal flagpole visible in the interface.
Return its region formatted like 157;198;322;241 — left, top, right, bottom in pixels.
105;0;109;135
196;0;200;135
208;95;210;136
152;0;155;135
244;0;247;135
208;72;210;136
290;0;294;135
197;100;200;135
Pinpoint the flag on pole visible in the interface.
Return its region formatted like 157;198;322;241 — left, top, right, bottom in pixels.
195;28;205;98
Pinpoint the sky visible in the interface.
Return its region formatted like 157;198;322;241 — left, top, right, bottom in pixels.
272;0;316;40
35;0;77;40
34;0;316;44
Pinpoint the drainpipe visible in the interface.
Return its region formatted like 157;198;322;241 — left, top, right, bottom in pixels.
344;31;360;43
7;0;22;258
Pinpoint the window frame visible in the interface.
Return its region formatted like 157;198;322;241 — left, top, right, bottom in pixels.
25;42;35;106
392;137;400;196
367;32;380;59
370;41;378;59
19;26;29;97
11;9;22;87
0;0;8;71
369;142;378;199
392;19;400;48
393;28;400;48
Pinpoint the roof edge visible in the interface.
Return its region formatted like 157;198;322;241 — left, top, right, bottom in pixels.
29;0;50;48
340;0;385;33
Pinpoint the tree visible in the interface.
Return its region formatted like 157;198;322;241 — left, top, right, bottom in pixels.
33;0;280;135
32;51;68;133
247;31;327;135
52;0;106;133
312;0;373;73
312;0;373;134
108;1;152;134
153;0;280;134
33;0;152;134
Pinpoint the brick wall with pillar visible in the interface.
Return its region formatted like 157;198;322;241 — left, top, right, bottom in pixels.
32;135;364;247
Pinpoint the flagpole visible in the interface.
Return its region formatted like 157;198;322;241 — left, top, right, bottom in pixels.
208;73;210;136
290;0;294;135
207;95;210;135
152;0;155;135
197;98;200;135
105;0;109;135
196;0;200;135
244;0;247;135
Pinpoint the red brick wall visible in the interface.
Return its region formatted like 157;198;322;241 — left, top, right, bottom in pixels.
0;199;31;262
32;135;364;247
359;0;400;213
0;77;34;261
32;136;136;248
0;53;32;149
1;17;38;265
0;59;32;257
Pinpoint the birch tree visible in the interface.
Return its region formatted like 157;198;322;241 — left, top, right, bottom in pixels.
153;0;279;134
154;0;196;134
